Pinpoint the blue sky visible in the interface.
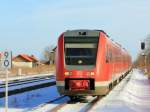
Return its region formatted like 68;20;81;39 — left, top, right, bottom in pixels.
0;0;150;60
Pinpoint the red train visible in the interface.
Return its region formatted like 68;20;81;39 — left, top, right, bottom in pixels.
56;29;132;98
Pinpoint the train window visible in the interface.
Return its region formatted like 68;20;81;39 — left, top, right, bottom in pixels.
64;36;99;66
65;43;97;65
64;37;98;43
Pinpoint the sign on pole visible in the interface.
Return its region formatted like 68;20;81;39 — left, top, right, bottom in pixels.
1;51;12;69
0;51;12;112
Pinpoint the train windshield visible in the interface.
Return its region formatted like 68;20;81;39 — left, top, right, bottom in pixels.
64;37;98;65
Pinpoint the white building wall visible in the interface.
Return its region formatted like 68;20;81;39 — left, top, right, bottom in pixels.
12;62;33;68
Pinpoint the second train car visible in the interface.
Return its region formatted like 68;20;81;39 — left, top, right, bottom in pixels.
56;29;132;97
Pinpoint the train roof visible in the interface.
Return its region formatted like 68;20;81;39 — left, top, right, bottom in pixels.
64;29;108;37
65;29;105;33
64;29;128;53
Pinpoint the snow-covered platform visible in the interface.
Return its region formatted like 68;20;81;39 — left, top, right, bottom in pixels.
90;69;150;112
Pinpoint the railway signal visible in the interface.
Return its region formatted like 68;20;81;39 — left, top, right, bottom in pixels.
141;42;145;50
0;51;12;112
141;42;147;74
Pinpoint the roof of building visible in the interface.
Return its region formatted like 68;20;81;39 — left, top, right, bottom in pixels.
13;54;39;62
30;55;38;62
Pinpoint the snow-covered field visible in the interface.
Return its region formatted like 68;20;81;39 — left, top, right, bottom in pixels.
1;69;150;112
0;86;69;112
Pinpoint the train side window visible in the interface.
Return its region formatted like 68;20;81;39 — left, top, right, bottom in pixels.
110;49;112;62
106;44;109;63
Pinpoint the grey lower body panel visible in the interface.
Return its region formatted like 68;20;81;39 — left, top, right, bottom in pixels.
57;86;109;96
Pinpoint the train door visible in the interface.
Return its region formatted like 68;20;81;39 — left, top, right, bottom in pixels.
105;43;112;81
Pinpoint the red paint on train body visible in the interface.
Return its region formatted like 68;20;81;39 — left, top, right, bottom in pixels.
56;30;132;96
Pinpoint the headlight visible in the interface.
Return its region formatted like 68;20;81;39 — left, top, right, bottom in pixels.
64;72;72;76
90;72;95;76
87;72;95;76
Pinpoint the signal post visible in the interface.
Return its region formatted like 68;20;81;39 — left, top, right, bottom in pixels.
0;51;12;112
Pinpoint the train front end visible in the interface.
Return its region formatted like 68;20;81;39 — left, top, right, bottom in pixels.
56;30;101;96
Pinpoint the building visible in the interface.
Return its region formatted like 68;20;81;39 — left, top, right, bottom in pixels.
12;54;39;68
43;46;57;65
49;47;57;65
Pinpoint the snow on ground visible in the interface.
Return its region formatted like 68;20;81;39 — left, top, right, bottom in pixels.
90;69;150;112
0;86;66;112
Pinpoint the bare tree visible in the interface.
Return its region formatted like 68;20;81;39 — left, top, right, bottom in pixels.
43;45;55;64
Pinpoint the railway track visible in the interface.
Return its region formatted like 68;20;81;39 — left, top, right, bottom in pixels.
29;95;69;112
50;100;68;112
83;96;102;112
0;75;56;98
49;96;102;112
0;75;55;88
